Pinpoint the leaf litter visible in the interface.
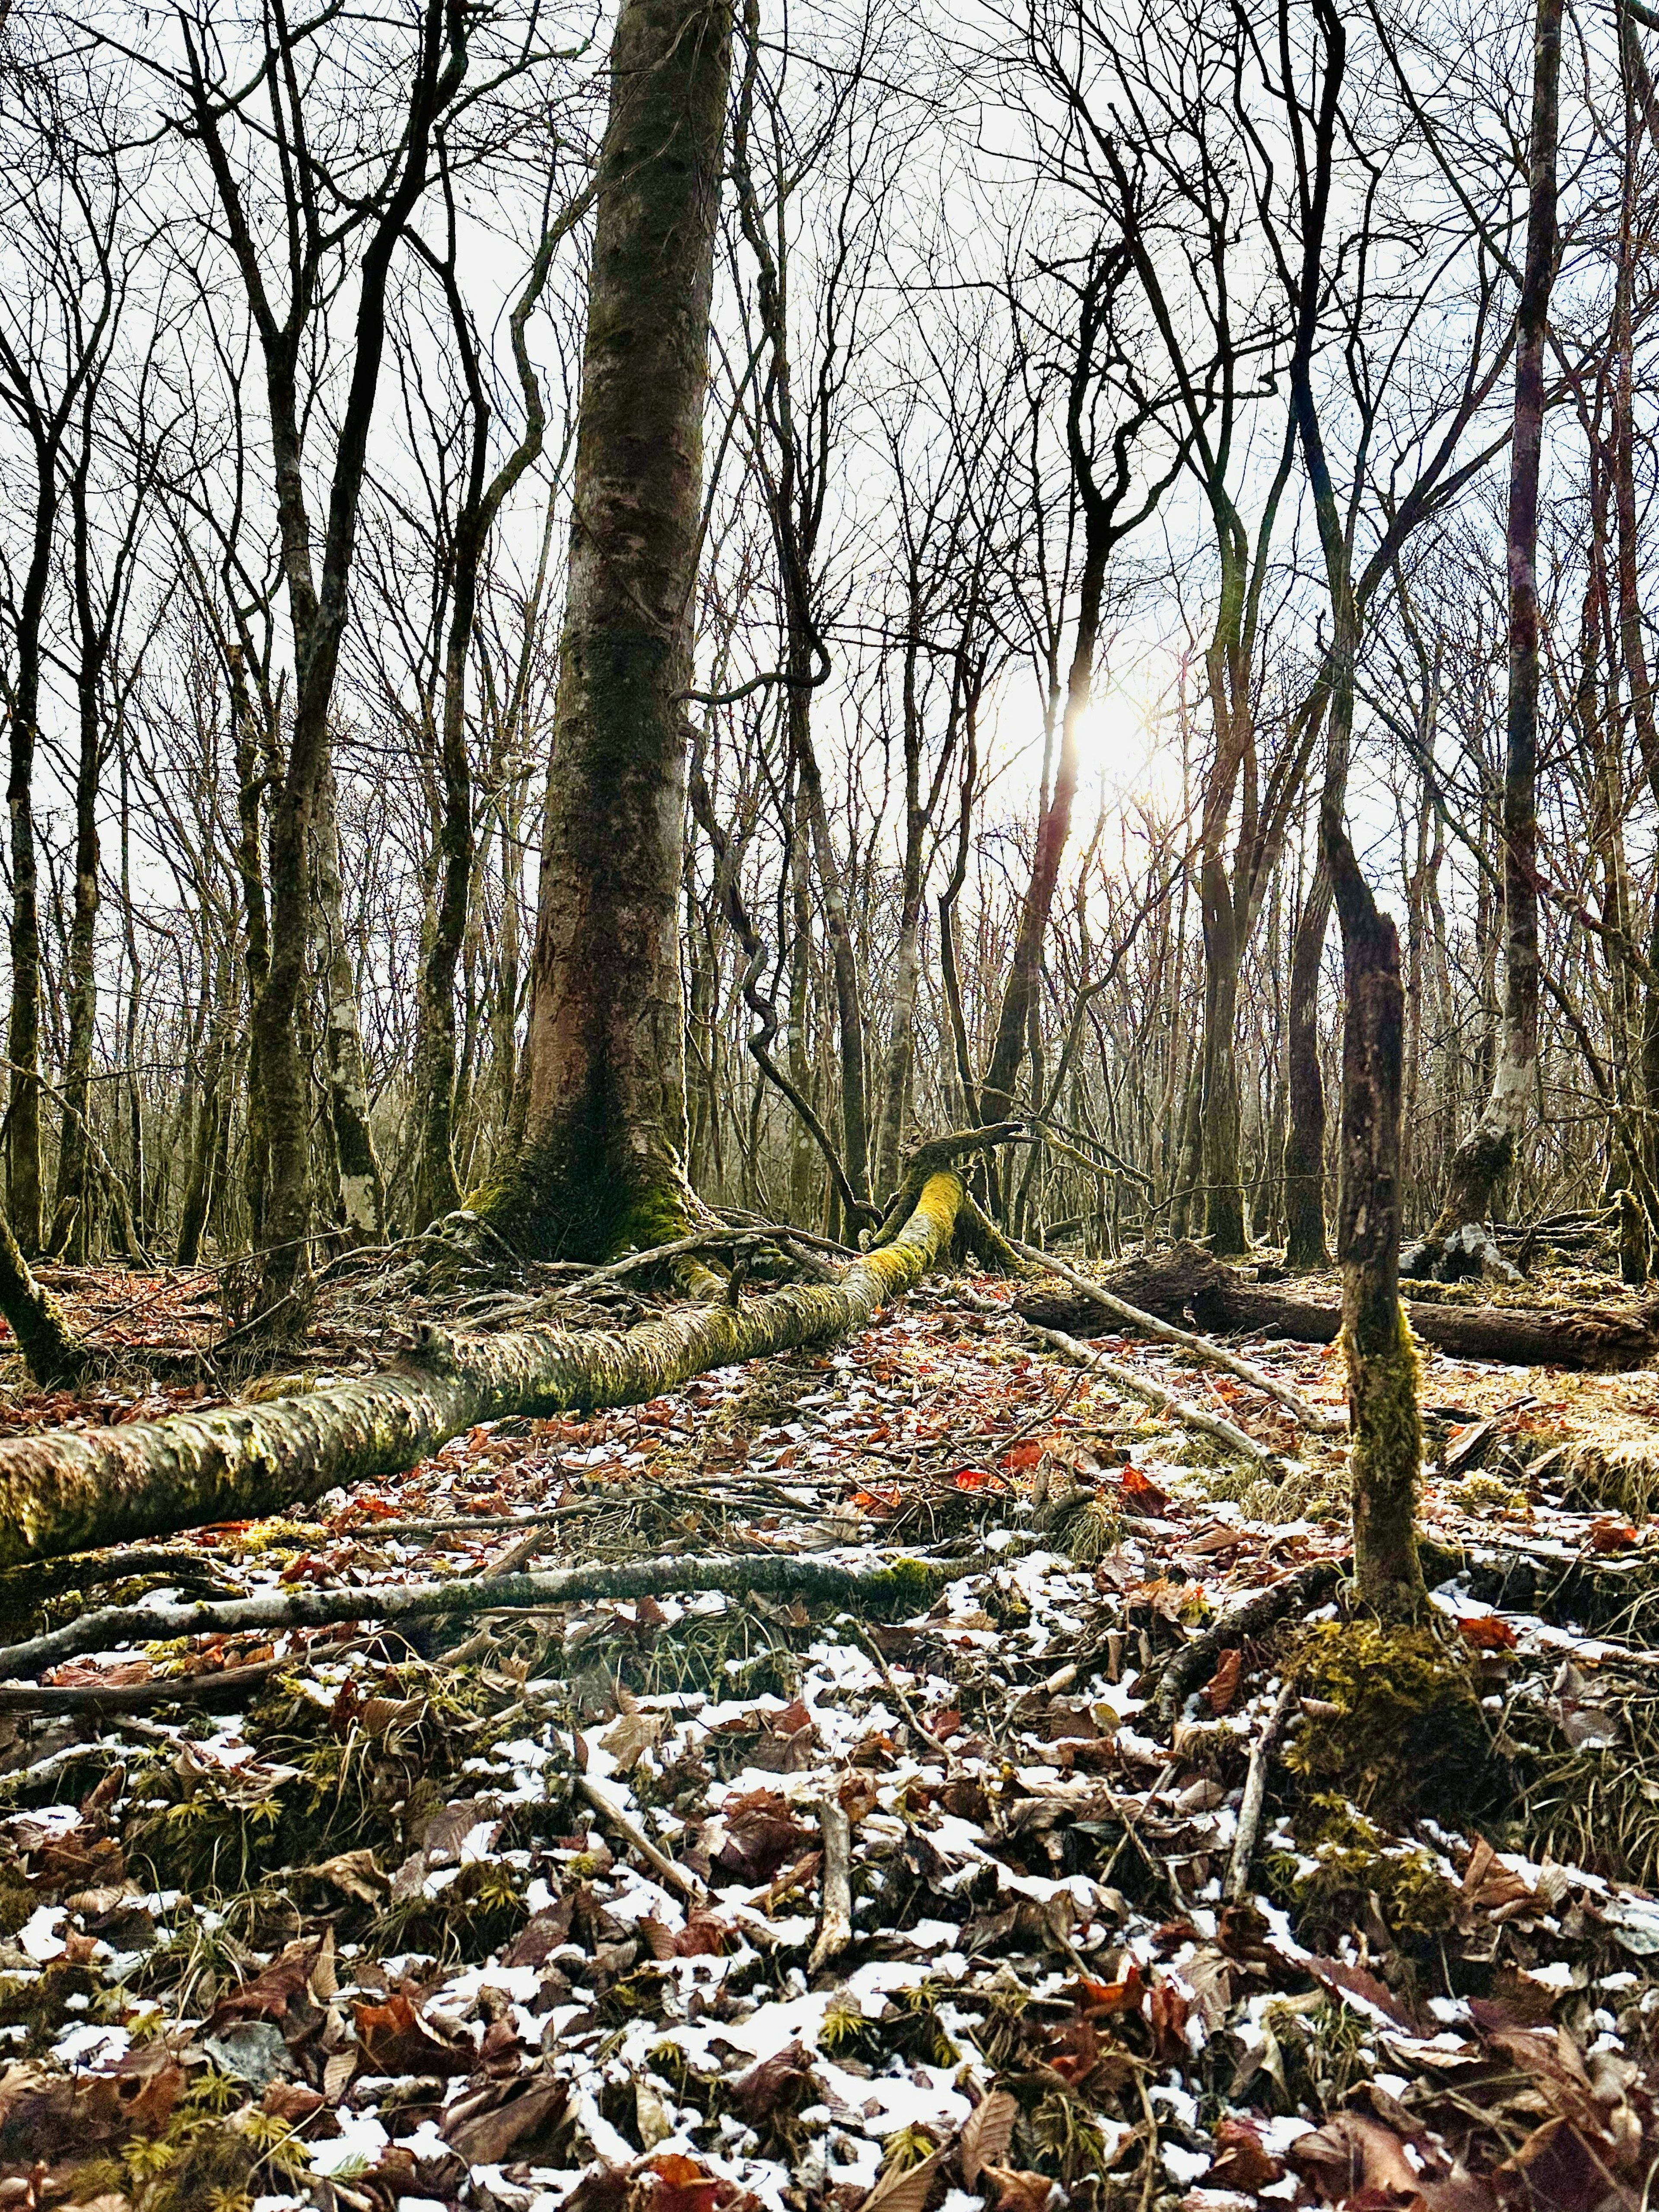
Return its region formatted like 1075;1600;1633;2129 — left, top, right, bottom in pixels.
0;1275;1652;2209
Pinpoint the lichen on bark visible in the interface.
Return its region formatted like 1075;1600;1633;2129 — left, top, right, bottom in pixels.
0;1169;965;1569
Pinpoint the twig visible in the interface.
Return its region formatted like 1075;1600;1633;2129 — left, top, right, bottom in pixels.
1155;1558;1345;1733
808;1786;853;1973
1225;1679;1298;1901
1008;1239;1347;1435
0;1652;291;1715
852;1624;961;1773
1027;1321;1277;1466
578;1773;706;1905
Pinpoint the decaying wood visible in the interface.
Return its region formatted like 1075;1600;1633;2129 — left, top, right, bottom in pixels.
0;1170;967;1570
1026;1321;1277;1465
1018;1240;1659;1373
1226;1678;1299;1902
0;1546;978;1683
1010;1238;1344;1432
810;1788;853;1973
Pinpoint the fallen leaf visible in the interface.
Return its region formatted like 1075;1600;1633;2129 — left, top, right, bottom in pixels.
1589;1518;1638;1553
1208;2118;1284;2191
1289;2112;1421;2203
859;2147;948;2212
352;1986;474;2077
960;2089;1018;2187
980;2167;1058;2212
1458;1614;1519;1652
1205;1647;1243;1714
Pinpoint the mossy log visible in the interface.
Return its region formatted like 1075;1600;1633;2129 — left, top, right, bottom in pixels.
1018;1240;1659;1373
0;1549;961;1683
0;1170;966;1572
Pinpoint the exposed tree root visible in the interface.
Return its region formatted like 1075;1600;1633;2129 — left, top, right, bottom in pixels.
1155;1556;1345;1732
0;1171;968;1569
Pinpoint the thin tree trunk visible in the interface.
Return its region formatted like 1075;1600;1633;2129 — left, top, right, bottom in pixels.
313;760;386;1240
1283;868;1332;1268
1422;0;1562;1262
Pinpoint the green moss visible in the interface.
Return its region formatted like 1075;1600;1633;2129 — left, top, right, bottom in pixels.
1346;1304;1429;1618
1286;1619;1487;1820
468;1130;700;1265
1268;1794;1459;1944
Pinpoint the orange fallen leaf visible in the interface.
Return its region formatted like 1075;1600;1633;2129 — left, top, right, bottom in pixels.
1589;1518;1638;1552
1459;1613;1519;1652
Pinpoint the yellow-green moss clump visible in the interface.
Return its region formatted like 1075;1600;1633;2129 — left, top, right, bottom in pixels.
1268;1794;1460;1943
1287;1619;1487;1819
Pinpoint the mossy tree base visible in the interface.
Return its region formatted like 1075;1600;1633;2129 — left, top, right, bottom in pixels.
0;1205;86;1388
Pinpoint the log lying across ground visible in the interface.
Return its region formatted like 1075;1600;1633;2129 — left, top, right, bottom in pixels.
1018;1240;1659;1373
0;1170;966;1571
0;1550;966;1683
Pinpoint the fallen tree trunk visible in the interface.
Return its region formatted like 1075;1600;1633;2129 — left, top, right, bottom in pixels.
0;1170;966;1571
0;1549;967;1683
1010;1237;1344;1432
1018;1240;1659;1373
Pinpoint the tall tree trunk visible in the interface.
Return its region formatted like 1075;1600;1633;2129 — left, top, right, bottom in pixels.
1283;867;1333;1269
314;760;386;1240
49;662;102;1264
1289;0;1424;1616
177;944;232;1267
1419;0;1562;1265
6;480;53;1257
477;0;734;1261
228;644;273;1239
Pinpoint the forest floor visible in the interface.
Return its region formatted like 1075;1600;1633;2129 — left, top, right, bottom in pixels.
0;1260;1653;2212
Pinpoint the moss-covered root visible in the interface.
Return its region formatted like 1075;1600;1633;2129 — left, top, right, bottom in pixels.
1346;1299;1428;1620
0;1203;87;1388
0;1550;955;1683
0;1170;967;1570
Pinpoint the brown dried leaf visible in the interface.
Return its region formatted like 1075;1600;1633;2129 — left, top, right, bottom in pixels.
960;2090;1017;2188
859;2147;947;2212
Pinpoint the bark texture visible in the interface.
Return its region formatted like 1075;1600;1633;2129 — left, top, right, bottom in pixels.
480;0;733;1260
1016;1242;1659;1371
0;1168;963;1569
0;1547;964;1684
0;1206;87;1388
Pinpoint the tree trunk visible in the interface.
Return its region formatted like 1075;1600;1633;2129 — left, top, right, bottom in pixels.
477;0;734;1261
5;488;51;1258
1197;882;1248;1253
228;644;273;1240
0;1206;86;1388
314;760;386;1240
1283;868;1332;1268
0;1168;965;1570
176;946;233;1268
48;668;102;1264
1419;0;1561;1266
